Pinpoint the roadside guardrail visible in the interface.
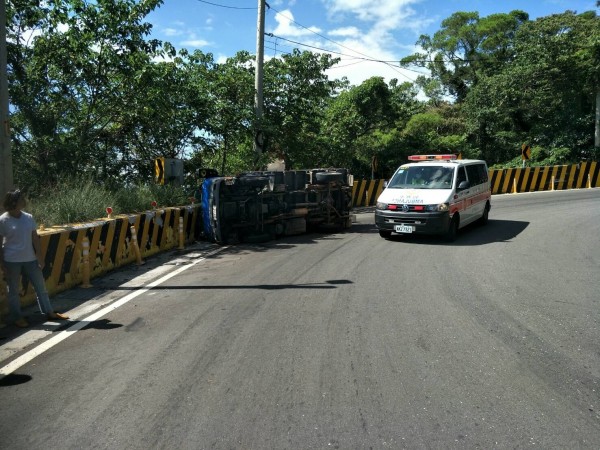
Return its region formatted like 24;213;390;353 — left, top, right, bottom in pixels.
0;206;199;315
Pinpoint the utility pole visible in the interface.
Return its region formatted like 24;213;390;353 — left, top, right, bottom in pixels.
0;0;13;203
253;0;265;167
594;87;600;151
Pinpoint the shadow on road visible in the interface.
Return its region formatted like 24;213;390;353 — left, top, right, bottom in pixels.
79;319;123;330
0;373;32;387
382;219;529;246
109;279;354;291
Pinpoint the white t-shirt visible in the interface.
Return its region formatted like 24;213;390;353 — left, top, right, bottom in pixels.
0;211;38;263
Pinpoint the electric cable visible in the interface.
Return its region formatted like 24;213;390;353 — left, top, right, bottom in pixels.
195;0;256;10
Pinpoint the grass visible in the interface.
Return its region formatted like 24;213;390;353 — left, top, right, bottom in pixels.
27;179;191;227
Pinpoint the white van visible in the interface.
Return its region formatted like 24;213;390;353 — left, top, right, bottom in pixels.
375;155;491;241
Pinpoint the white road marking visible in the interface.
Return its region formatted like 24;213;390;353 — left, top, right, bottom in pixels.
0;247;227;377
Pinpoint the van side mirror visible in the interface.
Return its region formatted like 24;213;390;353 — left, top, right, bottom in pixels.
458;180;470;190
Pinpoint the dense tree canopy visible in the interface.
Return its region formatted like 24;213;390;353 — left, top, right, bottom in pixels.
401;10;529;102
6;1;599;195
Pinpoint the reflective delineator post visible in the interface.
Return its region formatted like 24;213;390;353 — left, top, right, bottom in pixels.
588;174;592;189
81;237;92;288
106;206;113;220
512;178;518;194
130;225;144;265
178;217;185;250
551;176;555;191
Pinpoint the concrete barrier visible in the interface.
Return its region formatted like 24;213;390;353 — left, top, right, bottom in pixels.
0;206;200;316
489;161;599;194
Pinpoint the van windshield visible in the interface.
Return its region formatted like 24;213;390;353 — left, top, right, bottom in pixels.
387;166;454;189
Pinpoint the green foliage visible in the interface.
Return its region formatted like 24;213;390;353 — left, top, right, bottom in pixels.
6;1;599;199
113;183;188;213
8;0;170;193
490;146;578;169
463;10;599;164
263;50;344;169
28;179;116;226
320;77;423;177
402;10;529;102
27;178;188;227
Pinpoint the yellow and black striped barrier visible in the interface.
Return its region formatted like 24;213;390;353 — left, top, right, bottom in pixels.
351;179;386;207
352;161;600;206
489;161;599;194
0;206;200;315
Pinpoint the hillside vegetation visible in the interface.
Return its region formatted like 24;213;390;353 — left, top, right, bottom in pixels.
7;1;599;225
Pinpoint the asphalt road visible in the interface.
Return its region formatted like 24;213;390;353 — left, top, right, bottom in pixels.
1;189;599;449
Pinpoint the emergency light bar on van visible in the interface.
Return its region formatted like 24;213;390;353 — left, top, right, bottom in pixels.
408;154;457;161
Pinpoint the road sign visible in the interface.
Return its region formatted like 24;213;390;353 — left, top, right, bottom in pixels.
155;157;165;185
521;144;531;160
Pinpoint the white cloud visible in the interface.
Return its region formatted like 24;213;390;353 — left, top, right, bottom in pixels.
163;27;183;37
325;36;418;86
302;0;432;85
323;0;429;35
181;39;210;48
324;0;418;23
272;9;322;37
328;26;361;38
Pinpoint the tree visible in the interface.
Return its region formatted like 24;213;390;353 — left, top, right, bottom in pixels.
262;49;343;169
8;0;167;191
465;10;600;163
321;77;424;177
190;50;255;176
401;10;529;102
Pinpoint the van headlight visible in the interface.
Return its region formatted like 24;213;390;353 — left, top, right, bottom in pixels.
426;203;448;212
376;202;388;210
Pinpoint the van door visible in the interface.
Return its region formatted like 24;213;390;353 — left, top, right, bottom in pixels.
465;164;487;223
453;166;474;224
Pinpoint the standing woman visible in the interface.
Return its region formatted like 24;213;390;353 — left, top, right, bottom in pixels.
0;190;69;328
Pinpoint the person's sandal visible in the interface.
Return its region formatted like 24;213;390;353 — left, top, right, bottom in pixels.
14;318;29;328
47;312;69;320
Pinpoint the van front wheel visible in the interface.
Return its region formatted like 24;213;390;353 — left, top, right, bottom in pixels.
445;216;459;242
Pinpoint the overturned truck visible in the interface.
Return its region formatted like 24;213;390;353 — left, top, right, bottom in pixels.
199;168;353;244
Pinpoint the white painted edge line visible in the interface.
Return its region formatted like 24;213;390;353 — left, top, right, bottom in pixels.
0;246;228;378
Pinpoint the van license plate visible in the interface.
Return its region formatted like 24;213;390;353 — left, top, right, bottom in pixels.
395;225;413;233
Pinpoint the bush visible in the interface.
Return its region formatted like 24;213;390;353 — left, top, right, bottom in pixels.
27;178;189;227
29;179;116;226
113;183;189;214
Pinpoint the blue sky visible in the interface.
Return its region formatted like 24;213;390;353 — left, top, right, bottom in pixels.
146;0;598;86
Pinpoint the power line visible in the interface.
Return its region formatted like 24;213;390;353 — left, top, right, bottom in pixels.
195;0;256;10
266;33;426;76
266;40;376;70
195;1;424;80
266;5;415;81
